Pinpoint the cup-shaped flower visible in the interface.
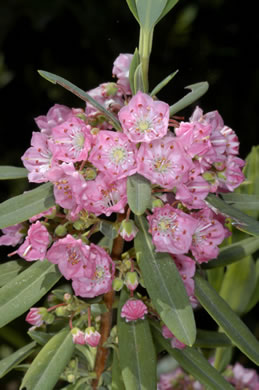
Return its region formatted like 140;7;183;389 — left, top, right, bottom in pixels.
118;91;169;143
119;219;138;241
84;327;101;347
121;299;148;322
25;307;47;327
17;221;50;261
71;327;86;345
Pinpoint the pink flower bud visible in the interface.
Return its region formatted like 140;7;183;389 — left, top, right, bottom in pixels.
124;271;139;291
25;307;47;327
119;219;138;242
84;327;101;347
71;328;86;345
121;299;148;322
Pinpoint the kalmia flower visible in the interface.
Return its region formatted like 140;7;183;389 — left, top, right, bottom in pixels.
112;53;133;94
147;204;198;254
119;219;138;241
84;327;101;347
162;325;186;350
171;254;196;298
124;271;139;291
121;299;148;322
0;224;24;246
17;221;50;261
118;91;169;143
35;104;72;136
25;307;47;327
71;327;86;345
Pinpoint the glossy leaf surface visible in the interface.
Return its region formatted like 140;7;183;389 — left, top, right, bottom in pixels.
0;166;28;180
127;173;152;216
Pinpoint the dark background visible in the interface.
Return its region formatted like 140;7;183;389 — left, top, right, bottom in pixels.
0;0;258;387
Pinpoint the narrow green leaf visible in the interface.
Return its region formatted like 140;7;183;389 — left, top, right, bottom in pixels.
151;320;234;390
169;82;209;116
219;256;256;315
127;174;152;216
28;330;54;346
156;0;179;24
0;260;30;287
38;70;122;131
98;235;114;253
136;0;167;31
112;350;125;390
245;258;259;312
214;346;233;373
129;48;140;95
135;216;196;346
117;289;157;390
207;267;224;292
20;329;75;390
0;183;55;229
194;330;232;349
126;0;140;23
0;260;61;327
195;272;259;365
99;220;118;240
133;63;145;92
150;70;179;97
0;341;37;379
0;166;28;180
221;193;259;211
206;193;259;236
203;236;259;269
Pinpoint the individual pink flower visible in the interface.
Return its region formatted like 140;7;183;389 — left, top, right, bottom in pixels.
118;91;169;143
175;175;210;209
21;132;56;183
29;207;56;222
25;307;47;327
112;53;133;94
46;235;96;280
0;224;24;246
88;130;137;180
171;254;196;298
84;327;101;347
217;155;245;192
220;126;239;155
17;221;50;261
162;325;186;350
121;299;148;322
228;362;259;390
72;244;115;298
158;368;204;390
147;204;198;254
190;208;226;263
81;173;127;217
35;104;72;136
137;135;193;189
119;219;138;241
50;116;92;162
71;327;86;345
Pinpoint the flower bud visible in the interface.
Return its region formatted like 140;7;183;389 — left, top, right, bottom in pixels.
84;327;101;347
112;277;124;291
54;224;67;237
125;271;139;291
151;198;164;210
121;299;148;322
25;307;47;327
71;327;86;345
55;306;68;316
45;313;55;324
67;374;75;383
119;219;138;242
64;293;72;302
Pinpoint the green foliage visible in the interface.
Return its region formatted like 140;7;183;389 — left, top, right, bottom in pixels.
0;166;28;180
0;341;37;378
127;173;152;216
0;259;29;287
169;82;209;116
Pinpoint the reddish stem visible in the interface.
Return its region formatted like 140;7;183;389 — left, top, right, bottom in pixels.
47;302;67;312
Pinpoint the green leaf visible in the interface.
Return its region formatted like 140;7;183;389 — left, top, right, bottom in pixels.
127;174;152;216
117;289;157;390
206;193;259;236
99;220;118;240
194;272;259;365
207;267;224;292
203;236;259;269
0;183;55;229
245;258;259;312
0;260;30;287
194;329;232;349
129;48;140;95
20;329;75;390
0;341;37;379
136;0;167;31
112;350;125;390
135;216;196;346
0;260;61;327
169;82;209;116
38;70;121;131
126;0;140;23
98;235;114;253
219;256;256;315
151;320;234;390
28;330;54;346
220;193;259;211
150;70;179;97
133;63;145;92
156;0;179;24
0;166;28;180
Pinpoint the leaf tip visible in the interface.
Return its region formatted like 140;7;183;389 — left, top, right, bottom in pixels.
37;70;56;84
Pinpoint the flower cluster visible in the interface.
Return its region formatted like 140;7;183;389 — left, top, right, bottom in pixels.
0;52;245;325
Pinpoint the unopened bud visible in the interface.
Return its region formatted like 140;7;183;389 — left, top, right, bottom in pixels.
45;313;55;324
84;327;101;347
64;293;72;302
112;278;124;291
119;219;138;242
125;271;139;291
152;198;164;210
105;82;119;96
54;224;67;237
67;374;75;383
55;306;67;316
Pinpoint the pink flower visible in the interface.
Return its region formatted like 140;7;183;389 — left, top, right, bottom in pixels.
0;224;24;246
175;175;210;209
217;155;245;192
88;130;137;180
229;362;259;390
84;327;101;347
21;132;56;183
50;116;92;162
162;325;186;350
17;221;50;261
119;219;138;241
137;135;193;189
72;244;115;298
121;299;148;322
71;328;86;345
147;204;198;254
190;208;226;263
35;104;72;136
118;91;169;143
29;207;56;222
25;307;47;327
112;53;133;94
171;254;196;298
46;235;96;280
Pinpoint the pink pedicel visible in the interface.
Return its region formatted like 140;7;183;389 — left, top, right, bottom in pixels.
120;299;148;322
118;91;169;143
